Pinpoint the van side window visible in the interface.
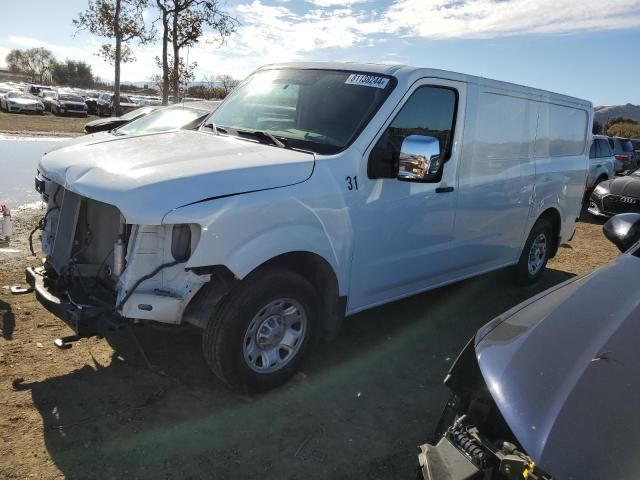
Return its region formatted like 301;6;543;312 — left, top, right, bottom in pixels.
534;104;588;158
369;86;457;178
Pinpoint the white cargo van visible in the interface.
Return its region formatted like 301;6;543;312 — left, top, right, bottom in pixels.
28;63;592;391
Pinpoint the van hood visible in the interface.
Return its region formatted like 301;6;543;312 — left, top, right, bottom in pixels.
39;129;315;224
474;254;640;479
47;131;114;152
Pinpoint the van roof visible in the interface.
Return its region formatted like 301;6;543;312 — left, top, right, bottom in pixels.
258;62;593;110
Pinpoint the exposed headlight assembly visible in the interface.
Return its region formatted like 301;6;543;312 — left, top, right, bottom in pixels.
593;184;608;197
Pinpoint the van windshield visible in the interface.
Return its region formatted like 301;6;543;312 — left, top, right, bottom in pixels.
205;68;396;154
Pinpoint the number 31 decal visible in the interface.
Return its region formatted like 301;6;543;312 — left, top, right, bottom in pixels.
346;176;359;191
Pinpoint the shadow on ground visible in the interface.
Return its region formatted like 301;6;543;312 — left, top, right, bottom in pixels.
578;204;607;226
14;266;574;479
1;299;15;340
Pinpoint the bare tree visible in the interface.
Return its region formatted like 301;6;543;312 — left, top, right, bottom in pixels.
150;73;165;94
6;48;56;83
74;0;154;115
203;73;216;89
155;1;238;104
155;54;197;100
217;74;238;95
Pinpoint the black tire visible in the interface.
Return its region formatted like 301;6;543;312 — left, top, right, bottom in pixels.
203;268;318;393
514;218;553;285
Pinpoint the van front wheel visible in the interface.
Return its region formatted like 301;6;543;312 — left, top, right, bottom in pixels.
202;269;317;393
514;219;553;284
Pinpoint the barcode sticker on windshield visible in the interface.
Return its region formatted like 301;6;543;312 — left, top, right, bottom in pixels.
345;74;389;89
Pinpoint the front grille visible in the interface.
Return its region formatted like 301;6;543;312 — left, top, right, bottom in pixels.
602;195;640;214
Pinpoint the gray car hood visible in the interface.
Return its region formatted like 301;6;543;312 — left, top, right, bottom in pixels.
38;130;315;224
601;176;640;197
475;254;640;479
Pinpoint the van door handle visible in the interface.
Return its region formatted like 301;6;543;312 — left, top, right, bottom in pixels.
435;186;454;193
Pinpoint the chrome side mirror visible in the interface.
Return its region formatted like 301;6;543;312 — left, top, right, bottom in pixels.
603;213;640;252
397;135;442;182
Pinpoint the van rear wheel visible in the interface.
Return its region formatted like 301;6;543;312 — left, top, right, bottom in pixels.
202;268;317;393
514;219;553;284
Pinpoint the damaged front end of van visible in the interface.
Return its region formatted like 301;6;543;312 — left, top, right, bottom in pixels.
25;129;315;342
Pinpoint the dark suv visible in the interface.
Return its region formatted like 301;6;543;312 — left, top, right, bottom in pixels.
609;136;639;173
96;93;138;116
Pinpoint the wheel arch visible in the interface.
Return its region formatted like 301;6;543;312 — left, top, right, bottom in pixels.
184;251;346;340
243;251;346;340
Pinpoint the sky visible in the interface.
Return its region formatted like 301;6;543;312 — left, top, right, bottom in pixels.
1;0;640;106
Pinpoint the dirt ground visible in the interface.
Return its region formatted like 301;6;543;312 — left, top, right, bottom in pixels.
0;207;619;480
0;110;92;136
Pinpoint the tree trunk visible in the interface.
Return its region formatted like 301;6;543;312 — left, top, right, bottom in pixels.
113;0;122;116
161;11;170;105
171;6;180;103
157;1;170;105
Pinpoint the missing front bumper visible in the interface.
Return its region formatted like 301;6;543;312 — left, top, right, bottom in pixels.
25;266;122;337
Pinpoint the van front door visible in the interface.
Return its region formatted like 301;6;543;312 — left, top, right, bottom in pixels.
348;80;466;312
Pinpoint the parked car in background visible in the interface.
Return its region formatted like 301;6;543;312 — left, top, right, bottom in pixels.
83;106;158;133
38;90;57;112
64;102;219;143
29;64;590;393
25;84;53;96
0;91;44;114
51;92;88;116
52;102;221;152
112;101;220;135
0;83;15;95
586;134;615;194
85;92;101;114
609;136;639;173
631;138;640;153
96;93;138;116
588;168;640;216
418;212;640;480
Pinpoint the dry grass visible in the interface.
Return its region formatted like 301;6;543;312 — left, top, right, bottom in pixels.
0;110;95;136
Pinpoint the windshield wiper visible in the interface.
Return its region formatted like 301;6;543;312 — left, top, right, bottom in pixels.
253;130;287;148
243;130;286;149
213;126;288;149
